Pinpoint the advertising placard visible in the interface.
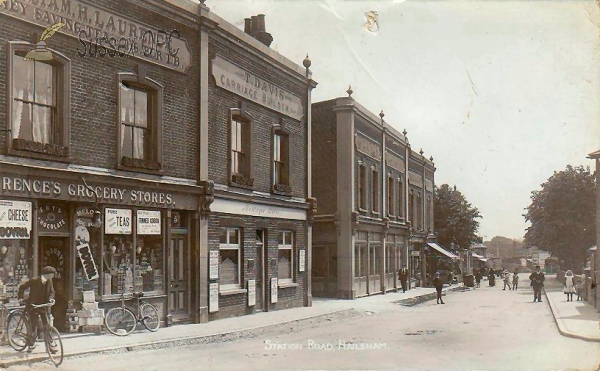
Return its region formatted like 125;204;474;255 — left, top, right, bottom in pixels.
105;208;132;234
137;210;161;235
270;277;278;303
209;251;219;279
299;249;306;272
0;200;32;239
247;279;256;307
209;282;219;313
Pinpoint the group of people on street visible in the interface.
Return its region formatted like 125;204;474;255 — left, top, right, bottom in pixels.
563;270;586;302
502;267;519;290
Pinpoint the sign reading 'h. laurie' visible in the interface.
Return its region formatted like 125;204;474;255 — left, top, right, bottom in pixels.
212;56;303;120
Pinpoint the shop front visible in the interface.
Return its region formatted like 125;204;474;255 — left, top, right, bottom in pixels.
0;171;203;331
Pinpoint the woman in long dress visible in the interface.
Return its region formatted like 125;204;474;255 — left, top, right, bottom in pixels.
564;270;576;302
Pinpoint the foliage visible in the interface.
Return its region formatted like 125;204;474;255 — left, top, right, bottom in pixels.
483;236;525;258
523;165;595;270
434;184;482;251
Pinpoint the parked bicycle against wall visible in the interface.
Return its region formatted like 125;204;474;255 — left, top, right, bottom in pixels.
6;302;64;367
104;288;159;336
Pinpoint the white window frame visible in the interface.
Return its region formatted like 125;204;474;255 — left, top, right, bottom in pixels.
219;227;242;289
278;231;294;284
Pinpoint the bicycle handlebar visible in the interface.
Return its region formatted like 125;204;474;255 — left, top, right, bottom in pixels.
30;301;55;308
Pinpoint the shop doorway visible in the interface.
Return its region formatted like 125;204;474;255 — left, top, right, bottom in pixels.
39;237;68;332
169;234;189;323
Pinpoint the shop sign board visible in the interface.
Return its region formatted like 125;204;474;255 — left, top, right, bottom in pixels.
105;208;132;234
136;210;161;235
212;56;303;120
209;282;219;313
247;279;256;307
37;204;68;233
75;226;99;280
270;277;278;303
209;250;219;280
299;249;306;272
0;200;32;239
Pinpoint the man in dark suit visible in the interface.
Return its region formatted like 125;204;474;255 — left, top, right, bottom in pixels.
433;272;444;304
398;265;408;293
529;265;545;302
18;266;56;352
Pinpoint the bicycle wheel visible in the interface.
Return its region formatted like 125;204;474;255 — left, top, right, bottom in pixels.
104;307;136;336
140;302;159;332
45;326;63;367
7;311;31;352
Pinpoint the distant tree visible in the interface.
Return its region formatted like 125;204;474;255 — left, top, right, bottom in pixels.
484;236;525;259
434;184;482;251
523;165;595;270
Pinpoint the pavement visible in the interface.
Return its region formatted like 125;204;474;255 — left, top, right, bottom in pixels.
543;274;600;342
0;285;450;367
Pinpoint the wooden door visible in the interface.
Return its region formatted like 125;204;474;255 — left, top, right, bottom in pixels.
168;235;188;321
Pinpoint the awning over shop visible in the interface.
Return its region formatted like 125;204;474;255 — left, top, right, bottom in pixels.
427;243;459;259
471;252;488;262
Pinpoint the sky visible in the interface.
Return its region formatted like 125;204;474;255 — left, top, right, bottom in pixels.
205;0;600;241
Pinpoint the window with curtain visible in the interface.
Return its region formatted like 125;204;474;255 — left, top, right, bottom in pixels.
397;179;404;219
387;176;394;216
278;231;293;283
372;169;379;213
358;164;366;210
273;132;290;188
219;228;241;289
12;54;55;144
120;82;149;160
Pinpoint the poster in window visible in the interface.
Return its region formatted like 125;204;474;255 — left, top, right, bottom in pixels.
105;208;132;234
299;249;306;272
209;282;219;313
270;277;278;303
137;210;161;235
247;279;256;307
75;226;99;280
209;250;219;280
0;200;32;239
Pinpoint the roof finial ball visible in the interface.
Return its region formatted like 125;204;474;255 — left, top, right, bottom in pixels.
346;85;353;97
303;54;311;69
430;156;434;162
402;129;407;136
379;110;385;120
419;148;424;156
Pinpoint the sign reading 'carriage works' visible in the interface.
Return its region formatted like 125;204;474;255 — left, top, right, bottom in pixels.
0;0;191;72
212;56;304;120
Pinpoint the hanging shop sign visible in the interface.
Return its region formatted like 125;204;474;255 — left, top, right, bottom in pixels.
0;0;191;72
136;210;161;235
0;200;32;239
209;282;219;313
212;56;303;120
247;279;256;307
37;204;68;233
105;208;132;235
75;226;99;280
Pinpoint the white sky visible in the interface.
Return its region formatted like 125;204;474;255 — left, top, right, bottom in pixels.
206;0;600;240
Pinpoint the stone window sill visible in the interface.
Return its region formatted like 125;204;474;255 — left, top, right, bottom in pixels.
219;288;247;296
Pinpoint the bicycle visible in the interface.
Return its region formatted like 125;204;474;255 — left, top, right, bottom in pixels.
104;290;159;336
6;301;64;367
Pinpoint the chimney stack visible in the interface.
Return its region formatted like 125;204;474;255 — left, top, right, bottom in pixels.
243;14;273;47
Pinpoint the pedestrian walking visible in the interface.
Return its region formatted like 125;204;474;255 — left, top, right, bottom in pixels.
489;270;496;287
503;270;512;290
564;270;576;302
398;265;408;293
433;272;444;304
529;265;545;302
475;269;482;288
576;274;585;301
512;271;519;290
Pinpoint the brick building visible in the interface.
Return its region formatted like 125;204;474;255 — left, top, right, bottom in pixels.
0;0;315;329
311;93;436;298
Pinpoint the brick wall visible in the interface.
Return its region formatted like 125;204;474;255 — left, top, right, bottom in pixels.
311;101;337;215
0;1;199;180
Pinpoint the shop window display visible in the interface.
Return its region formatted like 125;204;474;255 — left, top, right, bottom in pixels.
136;235;163;293
0;240;33;301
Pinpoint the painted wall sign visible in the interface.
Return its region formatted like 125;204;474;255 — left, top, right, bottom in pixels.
42;244;65;279
212;56;303;120
209;282;219;313
270;277;278;303
0;0;191;72
247;279;256;307
355;134;381;160
37;204;68;233
136;210;161;235
0;200;31;239
299;249;306;272
0;175;195;209
209;250;219;280
105;208;132;235
211;198;306;221
386;151;405;173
